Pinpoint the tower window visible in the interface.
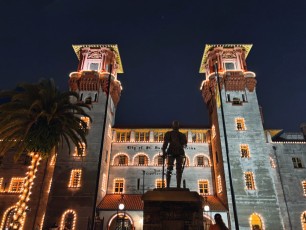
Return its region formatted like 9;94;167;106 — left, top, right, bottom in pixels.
236;118;246;130
73;142;86;157
60;210;77;230
244;172;256;190
302;181;306;196
240;144;250;158
8;178;25;193
224;62;236;70
292;157;303;168
156;179;165;188
68;169;82;188
198;180;209;195
217;175;222;193
114;179;124;193
80;116;90;130
89;62;100;71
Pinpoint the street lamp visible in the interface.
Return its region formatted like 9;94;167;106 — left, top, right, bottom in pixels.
117;195;126;230
203;196;210;230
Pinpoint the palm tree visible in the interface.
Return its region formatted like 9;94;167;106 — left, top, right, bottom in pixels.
0;79;91;229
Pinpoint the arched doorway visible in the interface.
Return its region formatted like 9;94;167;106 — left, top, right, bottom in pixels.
108;213;134;230
250;213;263;230
301;211;306;230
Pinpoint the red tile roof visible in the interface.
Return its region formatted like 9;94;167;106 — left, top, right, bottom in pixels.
97;194;143;210
205;195;228;211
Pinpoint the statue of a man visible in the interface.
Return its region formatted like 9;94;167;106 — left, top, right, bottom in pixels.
162;121;187;188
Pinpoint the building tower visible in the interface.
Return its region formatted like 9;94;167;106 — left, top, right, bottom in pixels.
43;44;123;229
200;44;284;229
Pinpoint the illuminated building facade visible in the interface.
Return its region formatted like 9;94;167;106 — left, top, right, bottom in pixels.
0;44;305;230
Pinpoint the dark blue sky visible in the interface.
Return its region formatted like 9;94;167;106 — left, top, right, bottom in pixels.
1;0;306;131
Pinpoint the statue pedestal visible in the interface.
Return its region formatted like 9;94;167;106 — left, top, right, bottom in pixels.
142;188;204;230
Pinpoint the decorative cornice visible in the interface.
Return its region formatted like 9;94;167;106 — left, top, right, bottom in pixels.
72;44;124;73
199;44;252;73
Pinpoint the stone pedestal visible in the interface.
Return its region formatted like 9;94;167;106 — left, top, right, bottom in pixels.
142;188;204;230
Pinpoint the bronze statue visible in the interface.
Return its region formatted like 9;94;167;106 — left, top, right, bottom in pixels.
162;121;187;188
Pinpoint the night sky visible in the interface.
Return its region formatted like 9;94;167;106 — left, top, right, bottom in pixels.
1;0;306;131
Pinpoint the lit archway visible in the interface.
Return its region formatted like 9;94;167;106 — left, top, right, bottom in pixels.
108;213;134;230
60;209;77;230
301;211;306;230
250;213;264;230
0;206;18;229
203;213;213;230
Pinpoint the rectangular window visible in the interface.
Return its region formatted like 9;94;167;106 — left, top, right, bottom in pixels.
236;118;246;130
217;175;222;193
80;116;90;130
135;131;149;142
197;156;204;166
9;177;25;193
0;178;3;192
245;172;256;190
73;142;86;156
114;179;124;193
68;169;82;188
302;181;306;196
116;132;131;142
157;156;164;166
240;144;250;158
139;156;145;165
154;132;165;142
198;180;209;195
89;62;100;71
192;132;206;143
292;157;303;168
156;179;166;188
224;62;236;70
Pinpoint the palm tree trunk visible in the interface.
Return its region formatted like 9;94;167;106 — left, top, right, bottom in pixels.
12;152;41;230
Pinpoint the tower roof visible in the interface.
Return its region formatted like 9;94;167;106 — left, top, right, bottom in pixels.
199;44;252;73
72;44;124;73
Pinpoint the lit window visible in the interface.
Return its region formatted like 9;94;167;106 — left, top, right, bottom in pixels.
80;116;90;130
114;179;124;193
301;211;306;230
198;180;209;195
50;154;57;166
192;132;206;143
138;155;148;166
114;154;128;166
217;175;222;193
240;144;250;158
73;143;86;157
292;157;303;168
116;132;130;142
250;213;263;230
197;156;204;166
8;177;25;193
236;118;246;131
154;132;165;142
302;181;306;196
245;172;256;190
68;169;82;188
270;157;276;168
157;156;164;166
224;62;236;70
135;131;149;142
0;178;3;192
60;209;76;230
211;125;216;138
156;179;165;188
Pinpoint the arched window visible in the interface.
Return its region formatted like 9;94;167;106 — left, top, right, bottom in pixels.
250;213;263;230
0;206;17;229
133;153;150;166
153;154;164;166
60;210;77;230
113;154;128;166
194;154;210;167
301;211;306;230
